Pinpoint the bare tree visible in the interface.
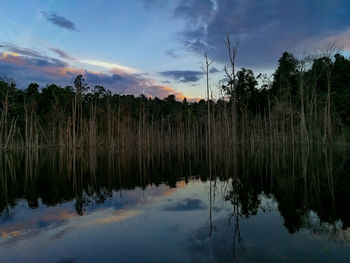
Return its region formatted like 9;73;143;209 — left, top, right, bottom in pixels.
201;53;214;149
224;34;239;97
223;34;239;144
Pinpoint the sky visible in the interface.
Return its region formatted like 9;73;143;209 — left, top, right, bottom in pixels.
1;0;350;100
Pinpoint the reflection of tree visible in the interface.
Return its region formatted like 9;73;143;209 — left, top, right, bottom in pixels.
207;173;213;237
0;145;349;240
0;148;207;215
305;212;349;246
212;145;350;257
207;146;214;237
226;178;244;257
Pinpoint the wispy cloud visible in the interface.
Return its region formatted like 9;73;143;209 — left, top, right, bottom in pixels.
164;49;180;58
50;48;75;60
0;44;67;68
41;12;77;31
143;0;350;68
209;67;220;74
0;44;42;58
160;70;204;83
81;59;140;74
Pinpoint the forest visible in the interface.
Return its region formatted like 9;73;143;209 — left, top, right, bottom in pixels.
0;47;350;150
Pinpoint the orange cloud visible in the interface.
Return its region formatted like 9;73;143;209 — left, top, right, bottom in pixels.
0;51;200;101
324;28;350;50
0;52;27;66
42;66;84;78
145;85;200;101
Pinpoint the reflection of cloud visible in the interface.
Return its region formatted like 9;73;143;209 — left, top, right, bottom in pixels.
0;181;189;244
82;209;141;227
169;223;184;234
56;258;76;263
50;226;77;240
163;198;206;211
1;230;20;238
0;208;76;245
0;209;75;237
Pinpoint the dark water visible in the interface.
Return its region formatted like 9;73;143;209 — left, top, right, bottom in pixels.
0;147;350;262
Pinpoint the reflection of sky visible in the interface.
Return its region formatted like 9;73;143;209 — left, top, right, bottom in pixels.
0;182;186;243
1;180;349;263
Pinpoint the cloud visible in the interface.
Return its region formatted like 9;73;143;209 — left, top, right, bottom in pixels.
50;48;75;60
160;70;204;83
173;0;215;25
209;67;220;74
41;12;77;31
0;45;196;101
164;49;180;58
84;70;191;100
1;44;42;58
0;54;80;86
320;28;350;50
143;0;350;68
81;59;139;74
1;44;67;68
163;198;206;211
84;72;123;84
139;0;171;9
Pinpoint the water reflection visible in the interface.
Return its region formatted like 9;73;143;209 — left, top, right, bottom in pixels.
0;146;349;262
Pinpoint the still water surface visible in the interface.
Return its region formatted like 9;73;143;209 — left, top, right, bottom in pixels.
0;147;349;262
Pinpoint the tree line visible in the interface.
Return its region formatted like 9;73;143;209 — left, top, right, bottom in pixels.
0;46;349;150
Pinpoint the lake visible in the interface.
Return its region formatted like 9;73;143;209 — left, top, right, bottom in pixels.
0;146;349;262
